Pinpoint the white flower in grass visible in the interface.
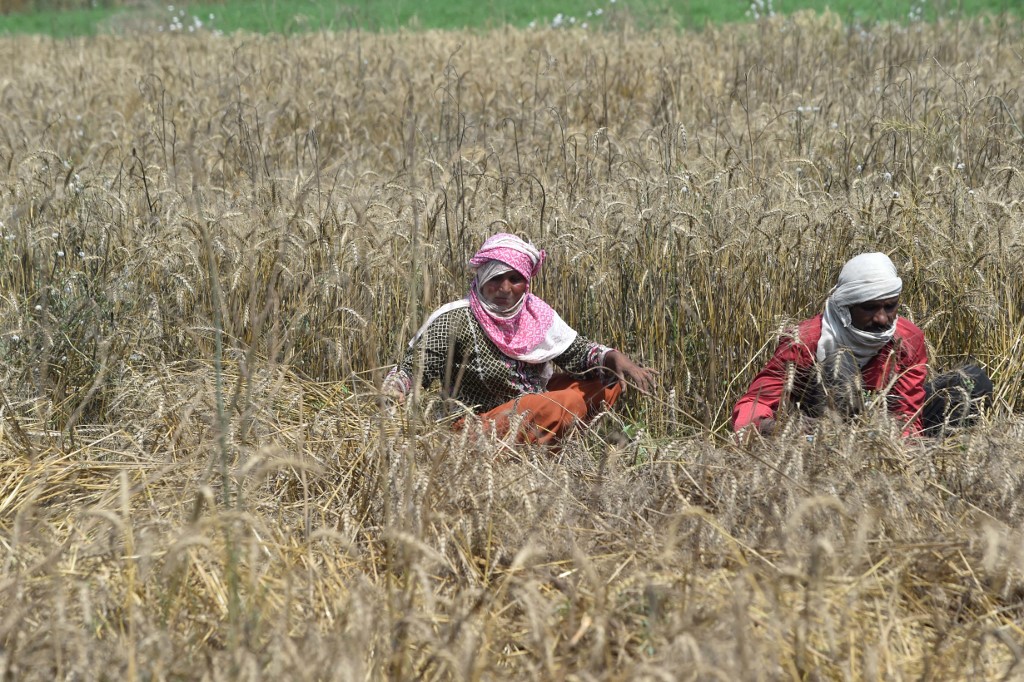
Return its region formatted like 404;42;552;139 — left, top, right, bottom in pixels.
11;335;19;342
883;172;892;182
892;191;900;198
956;161;965;170
57;251;65;257
35;305;42;311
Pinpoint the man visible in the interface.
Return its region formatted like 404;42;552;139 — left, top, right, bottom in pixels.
732;252;991;437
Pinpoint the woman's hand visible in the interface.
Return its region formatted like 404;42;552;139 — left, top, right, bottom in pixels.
380;373;409;413
603;350;657;394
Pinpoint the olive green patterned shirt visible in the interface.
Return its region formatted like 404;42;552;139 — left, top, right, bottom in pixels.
384;306;612;413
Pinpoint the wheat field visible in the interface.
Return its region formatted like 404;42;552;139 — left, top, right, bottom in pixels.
1;12;1024;680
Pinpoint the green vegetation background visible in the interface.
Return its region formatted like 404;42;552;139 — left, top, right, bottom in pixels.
1;0;1021;37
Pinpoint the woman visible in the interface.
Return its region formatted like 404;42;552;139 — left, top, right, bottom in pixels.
383;233;656;444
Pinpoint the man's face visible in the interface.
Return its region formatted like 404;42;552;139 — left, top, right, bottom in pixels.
849;296;899;332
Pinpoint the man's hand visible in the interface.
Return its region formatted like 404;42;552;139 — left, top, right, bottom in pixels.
757;417;777;436
733;417;777;445
603;350;658;395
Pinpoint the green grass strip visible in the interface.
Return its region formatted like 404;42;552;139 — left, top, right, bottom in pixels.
0;0;1021;38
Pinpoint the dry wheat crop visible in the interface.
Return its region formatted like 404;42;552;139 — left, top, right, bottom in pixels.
2;12;1024;680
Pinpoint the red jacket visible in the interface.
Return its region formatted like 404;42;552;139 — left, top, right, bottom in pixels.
732;315;928;434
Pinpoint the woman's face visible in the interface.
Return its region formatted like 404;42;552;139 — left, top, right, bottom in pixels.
480;270;528;310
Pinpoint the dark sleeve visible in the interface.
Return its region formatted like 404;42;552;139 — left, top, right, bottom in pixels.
552;334;613;376
384;309;468;395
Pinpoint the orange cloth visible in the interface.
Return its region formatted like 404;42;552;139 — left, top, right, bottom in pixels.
461;374;622;445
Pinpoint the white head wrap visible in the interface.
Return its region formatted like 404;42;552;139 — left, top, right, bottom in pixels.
817;252;903;366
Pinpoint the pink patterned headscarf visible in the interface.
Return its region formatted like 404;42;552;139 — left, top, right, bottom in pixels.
468;232;546;278
467;233;559;359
